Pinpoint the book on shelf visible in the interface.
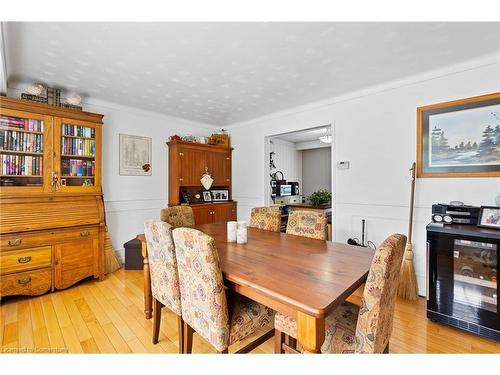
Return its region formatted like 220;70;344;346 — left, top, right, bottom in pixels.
1;154;42;176
61;137;95;157
0;129;43;153
62;124;95;138
0;115;44;132
62;158;95;177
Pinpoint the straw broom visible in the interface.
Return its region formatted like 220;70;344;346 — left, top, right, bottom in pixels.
398;162;418;300
100;191;122;274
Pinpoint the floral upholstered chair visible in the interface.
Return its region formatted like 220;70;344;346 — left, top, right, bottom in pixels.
143;220;183;352
286;210;327;240
160;205;195;228
249;206;282;232
274;233;407;354
172;227;275;353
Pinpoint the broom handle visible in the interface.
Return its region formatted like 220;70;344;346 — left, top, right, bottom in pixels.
407;162;416;244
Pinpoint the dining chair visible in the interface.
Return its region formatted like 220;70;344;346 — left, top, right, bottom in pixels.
274;233;407;354
286;210;328;240
172;227;275;354
143;219;184;353
160;205;195;228
249;206;282;232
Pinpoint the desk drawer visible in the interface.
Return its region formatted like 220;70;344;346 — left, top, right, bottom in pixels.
0;268;52;297
0;226;99;250
0;246;52;275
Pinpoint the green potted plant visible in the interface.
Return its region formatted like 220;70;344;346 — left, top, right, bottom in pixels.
308;189;332;206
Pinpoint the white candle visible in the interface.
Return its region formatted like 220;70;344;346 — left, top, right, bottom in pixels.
237;220;247;229
237;227;248;244
227;221;238;243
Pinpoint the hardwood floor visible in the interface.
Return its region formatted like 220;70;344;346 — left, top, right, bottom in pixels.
1;268;499;354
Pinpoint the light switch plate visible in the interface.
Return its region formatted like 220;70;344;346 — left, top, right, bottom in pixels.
337;161;350;169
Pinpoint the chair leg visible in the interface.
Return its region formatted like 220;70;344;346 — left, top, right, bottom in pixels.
383;343;389;354
177;315;184;354
274;329;285;354
219;348;229;354
152;298;162;344
288;337;297;351
183;322;194;354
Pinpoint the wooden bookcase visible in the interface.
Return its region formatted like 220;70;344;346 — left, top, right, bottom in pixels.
0;97;105;298
167;140;237;225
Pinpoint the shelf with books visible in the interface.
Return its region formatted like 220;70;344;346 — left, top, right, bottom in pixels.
62;134;95;140
62;176;95;179
0;150;44;156
0;125;43;135
61;154;95;159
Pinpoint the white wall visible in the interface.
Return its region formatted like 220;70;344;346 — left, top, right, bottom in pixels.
228;57;500;296
302;147;331;197
7;87;217;261
270;138;302;185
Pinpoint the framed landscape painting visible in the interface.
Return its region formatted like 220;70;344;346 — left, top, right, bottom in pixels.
417;92;500;177
119;134;152;176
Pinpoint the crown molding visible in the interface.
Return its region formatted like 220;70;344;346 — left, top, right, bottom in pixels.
226;52;500;130
7;85;218;131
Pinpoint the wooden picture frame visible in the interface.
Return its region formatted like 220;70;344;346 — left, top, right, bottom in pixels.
477;206;500;230
417;92;500;178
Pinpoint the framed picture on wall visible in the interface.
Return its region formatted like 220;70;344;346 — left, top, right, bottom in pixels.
417;92;500;178
119;134;152;176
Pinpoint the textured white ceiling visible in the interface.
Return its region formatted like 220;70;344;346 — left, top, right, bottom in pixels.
274;128;329;143
4;22;500;126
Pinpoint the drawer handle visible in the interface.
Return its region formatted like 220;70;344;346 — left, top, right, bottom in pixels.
18;277;32;285
179;178;184;181
80;231;91;237
18;256;32;264
8;238;22;246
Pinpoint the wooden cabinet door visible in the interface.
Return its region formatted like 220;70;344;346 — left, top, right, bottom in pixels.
208;151;231;186
213;203;237;223
53;232;98;289
192;205;214;225
179;148;207;186
0;107;53;195
53;117;102;194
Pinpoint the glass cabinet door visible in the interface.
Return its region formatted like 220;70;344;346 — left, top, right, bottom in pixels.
53;117;101;193
0;108;52;193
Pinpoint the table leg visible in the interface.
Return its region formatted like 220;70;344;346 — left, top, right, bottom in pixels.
141;240;153;319
296;311;325;353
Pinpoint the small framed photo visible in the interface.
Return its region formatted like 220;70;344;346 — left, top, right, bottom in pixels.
211;189;229;201
202;191;212;202
61;178;67;186
478;206;500;229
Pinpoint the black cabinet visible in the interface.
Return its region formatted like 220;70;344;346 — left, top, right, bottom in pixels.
427;224;499;342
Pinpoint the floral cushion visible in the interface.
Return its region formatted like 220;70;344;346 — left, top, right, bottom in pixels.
160;206;195;228
249;207;281;232
355;234;406;353
228;292;275;344
172;228;230;352
286;210;327;240
274;301;359;353
143;220;181;316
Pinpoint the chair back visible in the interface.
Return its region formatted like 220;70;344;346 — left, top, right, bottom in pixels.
160;205;195;228
355;233;407;353
172;227;230;352
286;210;327;240
249;206;281;232
143;220;181;316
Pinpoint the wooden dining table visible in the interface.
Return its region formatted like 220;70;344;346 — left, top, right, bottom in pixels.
136;222;374;353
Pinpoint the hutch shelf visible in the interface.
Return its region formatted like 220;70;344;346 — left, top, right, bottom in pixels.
0;96;105;298
167;140;236;225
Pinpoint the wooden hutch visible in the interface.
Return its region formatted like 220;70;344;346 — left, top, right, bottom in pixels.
0;97;105;298
167;139;236;224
